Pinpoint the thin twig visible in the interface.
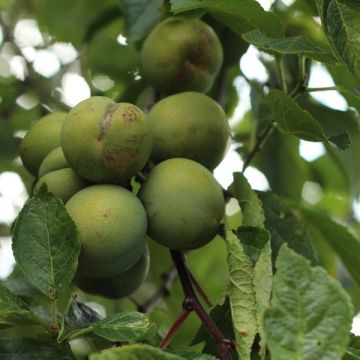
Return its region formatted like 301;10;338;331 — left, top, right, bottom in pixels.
306;86;341;92
187;268;213;308
275;55;287;94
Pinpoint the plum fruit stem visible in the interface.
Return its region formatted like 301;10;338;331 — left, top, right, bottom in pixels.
167;250;234;360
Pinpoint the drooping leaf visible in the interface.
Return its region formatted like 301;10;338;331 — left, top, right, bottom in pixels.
300;207;360;287
0;283;39;326
93;312;155;342
58;298;103;343
90;344;185;360
316;0;360;80
12;185;81;300
0;337;75;359
267;89;350;150
258;191;318;264
121;0;165;43
242;30;336;64
170;0;284;37
226;230;272;360
344;334;360;359
264;245;353;360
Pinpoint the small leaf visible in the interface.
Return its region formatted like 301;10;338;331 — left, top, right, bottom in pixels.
344;334;360;359
12;186;81;300
316;0;360;80
0;337;75;359
170;0;284;37
58;298;102;343
229;172;265;228
121;0;165;43
264;245;353;360
0;283;39;326
267;89;349;150
300;208;360;287
242;30;337;64
90;344;184;360
93;312;155;342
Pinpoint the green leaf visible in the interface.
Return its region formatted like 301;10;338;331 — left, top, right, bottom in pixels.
258;192;318;264
121;0;165;43
344;334;360;359
242;30;337;64
58;298;102;343
228;172;265;228
267;89;350;150
0;337;75;359
166;350;218;360
12;185;81;300
93;312;155;342
0;283;39;326
316;0;360;80
300;207;360;287
226;230;272;360
170;0;284;37
90;344;184;360
264;245;353;360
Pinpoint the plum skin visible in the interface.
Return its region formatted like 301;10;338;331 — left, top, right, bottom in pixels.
61;96;152;184
140;17;223;94
66;184;147;278
38;147;68;177
149;91;230;170
139;158;225;250
20;112;67;175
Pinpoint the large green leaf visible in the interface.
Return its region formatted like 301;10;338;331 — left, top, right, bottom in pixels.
242;30;336;64
226;230;272;360
300;207;360;287
316;0;360;80
0;283;39;326
12;186;80;300
264;245;353;360
267;89;350;150
171;0;284;37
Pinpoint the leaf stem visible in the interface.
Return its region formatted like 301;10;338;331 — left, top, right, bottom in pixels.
306;86;341;92
170;250;234;360
276;55;287;94
50;298;58;338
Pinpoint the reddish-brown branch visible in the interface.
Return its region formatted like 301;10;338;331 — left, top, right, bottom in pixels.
187;267;213;308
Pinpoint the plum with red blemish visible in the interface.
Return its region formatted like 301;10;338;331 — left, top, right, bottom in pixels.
61;96;152;183
140;17;223;94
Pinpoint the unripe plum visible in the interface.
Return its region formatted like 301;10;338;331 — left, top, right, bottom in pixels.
38;147;68;177
140;18;223;94
139;158;225;250
20;112;67;175
75;245;149;299
66;184;147;277
149;92;230;170
61;96;152;183
34;168;88;204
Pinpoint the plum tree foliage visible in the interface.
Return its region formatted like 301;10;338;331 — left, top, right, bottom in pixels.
1;1;360;360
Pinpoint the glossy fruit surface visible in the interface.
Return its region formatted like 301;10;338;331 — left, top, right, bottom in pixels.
20;112;67;175
149;92;230;170
66;184;147;277
139;158;224;250
38;147;68;177
61;96;152;183
140;18;223;94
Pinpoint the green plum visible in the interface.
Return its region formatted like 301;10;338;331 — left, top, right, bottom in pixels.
75;245;150;299
139;158;225;250
38;147;68;177
61;96;152;183
20;112;67;175
33;168;88;204
66;184;147;277
140;17;223;94
149;92;230;170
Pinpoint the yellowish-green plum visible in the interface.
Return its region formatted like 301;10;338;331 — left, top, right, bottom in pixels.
149;92;230;170
61;96;152;183
20;112;67;175
75;245;150;299
139;158;224;250
140;18;223;94
34;168;88;204
66;184;147;278
38;147;68;177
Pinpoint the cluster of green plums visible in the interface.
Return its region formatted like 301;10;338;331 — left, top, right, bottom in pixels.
19;17;230;300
